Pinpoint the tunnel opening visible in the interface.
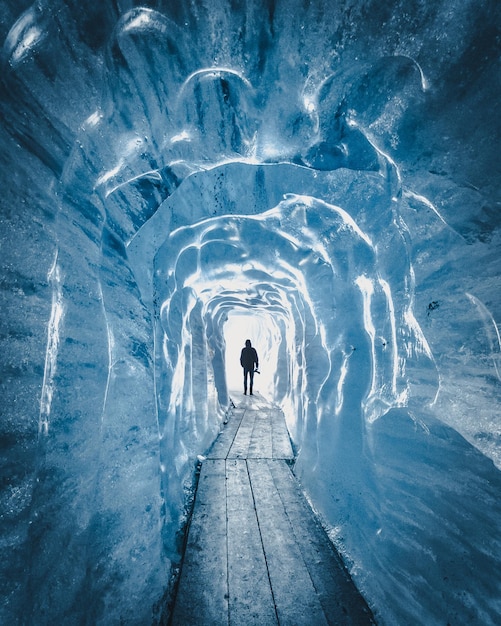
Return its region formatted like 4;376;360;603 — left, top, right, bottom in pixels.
223;308;281;400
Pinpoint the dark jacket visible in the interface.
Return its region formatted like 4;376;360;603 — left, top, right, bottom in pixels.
240;346;258;370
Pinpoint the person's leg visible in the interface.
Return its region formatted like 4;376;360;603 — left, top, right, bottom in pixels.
243;369;248;394
249;369;255;395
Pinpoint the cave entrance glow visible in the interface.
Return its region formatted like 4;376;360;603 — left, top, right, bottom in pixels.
223;308;282;400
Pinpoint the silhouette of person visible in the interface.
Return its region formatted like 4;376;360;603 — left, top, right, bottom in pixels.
240;339;259;395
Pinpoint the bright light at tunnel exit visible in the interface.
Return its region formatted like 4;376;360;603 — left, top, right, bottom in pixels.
224;309;280;400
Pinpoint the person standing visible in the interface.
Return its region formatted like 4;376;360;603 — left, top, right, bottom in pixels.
240;339;259;395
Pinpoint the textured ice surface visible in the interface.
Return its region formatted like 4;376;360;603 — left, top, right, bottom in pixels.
1;0;500;624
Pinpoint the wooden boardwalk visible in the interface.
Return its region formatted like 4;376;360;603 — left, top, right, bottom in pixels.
170;394;375;625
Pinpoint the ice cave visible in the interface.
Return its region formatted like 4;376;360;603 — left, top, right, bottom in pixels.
1;0;501;624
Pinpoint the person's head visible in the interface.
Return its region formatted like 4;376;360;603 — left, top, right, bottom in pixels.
245;339;251;347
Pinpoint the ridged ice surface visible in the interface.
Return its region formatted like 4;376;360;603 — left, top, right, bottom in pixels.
1;1;500;624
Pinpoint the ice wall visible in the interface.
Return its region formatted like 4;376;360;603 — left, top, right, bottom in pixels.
1;1;500;624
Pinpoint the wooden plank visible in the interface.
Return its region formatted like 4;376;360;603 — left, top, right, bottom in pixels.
226;459;278;625
227;409;256;459
173;395;373;626
207;408;245;460
267;460;375;625
171;460;229;626
210;402;292;461
270;408;294;460
247;411;273;458
247;459;329;626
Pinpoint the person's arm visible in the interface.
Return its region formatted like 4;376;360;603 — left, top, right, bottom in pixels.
254;349;259;369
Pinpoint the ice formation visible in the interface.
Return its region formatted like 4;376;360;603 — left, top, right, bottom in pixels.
1;1;501;624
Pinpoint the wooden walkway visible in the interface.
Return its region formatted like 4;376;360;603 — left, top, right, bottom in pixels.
170;394;375;625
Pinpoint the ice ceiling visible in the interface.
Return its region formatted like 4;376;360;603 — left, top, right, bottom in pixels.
1;0;501;624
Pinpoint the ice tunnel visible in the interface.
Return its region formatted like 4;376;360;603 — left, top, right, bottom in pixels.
1;0;501;624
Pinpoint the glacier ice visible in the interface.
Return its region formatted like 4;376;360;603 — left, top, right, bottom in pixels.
1;0;501;624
